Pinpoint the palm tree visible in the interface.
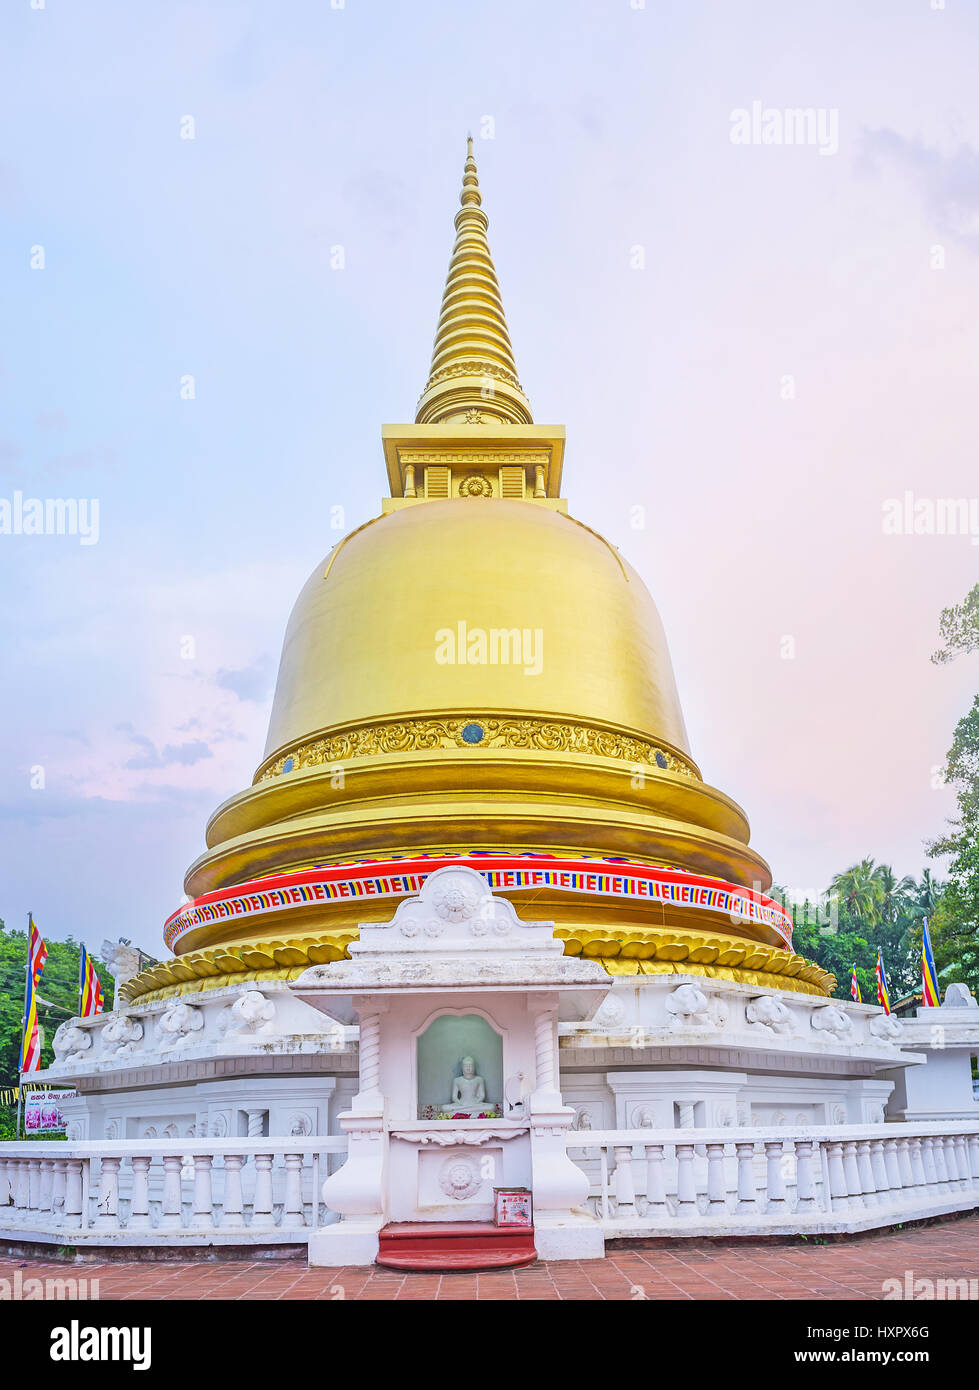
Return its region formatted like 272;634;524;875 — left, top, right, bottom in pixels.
905;869;944;924
827;859;883;925
872;864;916;925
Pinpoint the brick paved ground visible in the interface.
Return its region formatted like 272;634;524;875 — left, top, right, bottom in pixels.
2;1215;977;1300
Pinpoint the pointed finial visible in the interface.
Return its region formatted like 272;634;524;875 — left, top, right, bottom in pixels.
414;141;532;426
461;135;481;209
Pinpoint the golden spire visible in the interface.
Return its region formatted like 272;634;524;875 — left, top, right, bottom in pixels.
415;137;533;426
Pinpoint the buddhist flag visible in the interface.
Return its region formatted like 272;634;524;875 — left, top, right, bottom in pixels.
78;945;104;1018
850;968;862;1003
876;948;891;1016
921;918;941;1008
18;918;48;1074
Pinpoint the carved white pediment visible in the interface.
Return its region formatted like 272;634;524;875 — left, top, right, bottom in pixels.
292;865;610;1008
351;866;560;957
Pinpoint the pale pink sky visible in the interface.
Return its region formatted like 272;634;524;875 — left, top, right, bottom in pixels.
1;1;977;951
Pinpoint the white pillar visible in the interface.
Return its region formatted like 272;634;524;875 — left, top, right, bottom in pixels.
612;1145;636;1218
222;1154;245;1228
95;1157;121;1230
842;1142;864;1210
765;1141;788;1213
283;1153;305;1227
251;1153;275;1229
735;1142;759;1214
856;1140;878;1208
675;1143;697;1217
826;1142;849;1213
192;1154;215;1231
644;1144;668;1217
51;1158;67;1219
63;1160;83;1231
705;1142;726;1214
39;1159;54;1214
794;1139;818;1212
129;1157;151;1230
160;1155;183;1230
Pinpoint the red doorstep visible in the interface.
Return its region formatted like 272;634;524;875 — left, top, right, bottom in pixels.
376;1221;537;1272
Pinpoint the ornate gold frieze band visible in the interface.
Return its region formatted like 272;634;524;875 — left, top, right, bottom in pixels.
121;925;833;1006
256;716;700;783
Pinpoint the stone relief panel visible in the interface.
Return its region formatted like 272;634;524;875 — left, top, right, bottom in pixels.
665;983;727;1032
159;1002;205;1049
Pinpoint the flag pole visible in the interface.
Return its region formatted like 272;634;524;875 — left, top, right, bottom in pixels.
14;912;33;1142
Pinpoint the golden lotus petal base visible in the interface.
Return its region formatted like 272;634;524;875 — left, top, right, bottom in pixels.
120;925;834;1006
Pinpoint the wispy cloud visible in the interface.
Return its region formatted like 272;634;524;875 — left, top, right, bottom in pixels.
117;725;213;770
862;129;979;247
216;657;274;703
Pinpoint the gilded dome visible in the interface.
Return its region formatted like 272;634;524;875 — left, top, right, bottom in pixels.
262;498;691;769
142;138;821;999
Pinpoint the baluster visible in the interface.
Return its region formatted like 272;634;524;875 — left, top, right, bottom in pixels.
222;1154;245;1227
4;1160;16;1222
14;1159;29;1220
28;1159;42;1218
968;1135;979;1184
735;1141;759;1214
826;1141;850;1213
63;1159;83;1231
191;1154;214;1231
674;1143;697;1217
868;1139;890;1205
765;1140;788;1213
311;1153;320;1229
945;1137;964;1191
908;1136;928;1195
794;1138;818;1212
954;1136;970;1191
39;1158;54;1215
283;1154;304;1228
160;1154;184;1230
931;1135;950;1190
938;1135;955;1189
938;1136;956;1191
856;1140;878;1208
842;1142;864;1209
96;1157;121;1230
0;1157;10;1212
705;1143;727;1214
882;1139;902;1196
612;1145;636;1218
129;1157;151;1230
919;1136;939;1193
51;1158;67;1219
598;1147;610;1222
643;1144;668;1218
251;1153;275;1228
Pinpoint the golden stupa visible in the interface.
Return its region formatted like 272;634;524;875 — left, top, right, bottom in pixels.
122;141;833;1006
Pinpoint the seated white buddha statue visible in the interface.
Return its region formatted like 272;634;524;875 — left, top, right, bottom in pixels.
444;1056;496;1118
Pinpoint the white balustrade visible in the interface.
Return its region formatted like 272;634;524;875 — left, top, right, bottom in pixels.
566;1121;979;1233
3;1122;977;1246
0;1138;348;1243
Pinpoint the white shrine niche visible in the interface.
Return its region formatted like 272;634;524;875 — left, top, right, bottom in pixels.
415;1011;504;1119
293;864;609;1264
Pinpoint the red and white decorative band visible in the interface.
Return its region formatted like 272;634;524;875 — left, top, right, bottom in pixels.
164;854;793;951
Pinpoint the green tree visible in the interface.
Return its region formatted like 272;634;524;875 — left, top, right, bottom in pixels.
0;919;113;1089
789;863;927;1002
931;583;979;665
928;695;979;996
827;859;882;924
